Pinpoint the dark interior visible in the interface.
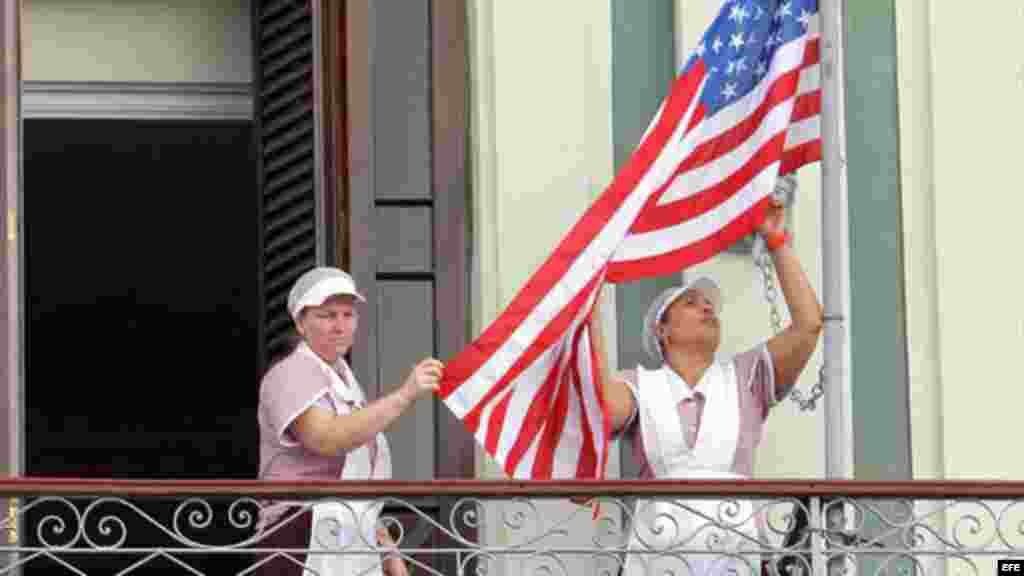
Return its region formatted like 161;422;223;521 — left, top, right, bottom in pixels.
22;118;261;573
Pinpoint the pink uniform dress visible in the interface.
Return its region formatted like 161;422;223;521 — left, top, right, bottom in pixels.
617;344;790;576
257;341;391;576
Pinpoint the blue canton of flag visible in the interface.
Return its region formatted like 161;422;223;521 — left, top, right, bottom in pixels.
686;0;818;115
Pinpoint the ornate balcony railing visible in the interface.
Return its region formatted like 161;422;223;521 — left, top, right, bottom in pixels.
0;479;1023;575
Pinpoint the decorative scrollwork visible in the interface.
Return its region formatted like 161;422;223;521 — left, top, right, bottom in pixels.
5;493;1024;576
521;551;571;576
500;497;547;546
27;497;82;549
591;498;633;549
227;497;260;531
451;497;486;543
764;497;812;549
996;498;1024;550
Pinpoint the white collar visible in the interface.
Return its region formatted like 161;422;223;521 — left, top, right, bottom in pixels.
663;363;718;401
297;341;354;387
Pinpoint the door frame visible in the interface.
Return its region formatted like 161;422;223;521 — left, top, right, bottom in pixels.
325;0;473;480
1;0;21;487
21;81;252;120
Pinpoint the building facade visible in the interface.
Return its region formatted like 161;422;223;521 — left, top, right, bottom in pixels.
0;0;1022;490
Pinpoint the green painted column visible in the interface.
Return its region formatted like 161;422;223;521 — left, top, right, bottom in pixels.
611;0;675;478
844;0;912;482
844;2;912;572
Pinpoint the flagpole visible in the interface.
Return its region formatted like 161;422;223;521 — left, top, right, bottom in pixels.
819;0;853;480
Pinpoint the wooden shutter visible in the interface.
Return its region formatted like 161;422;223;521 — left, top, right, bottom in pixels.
254;0;318;368
342;1;474;572
343;0;472;482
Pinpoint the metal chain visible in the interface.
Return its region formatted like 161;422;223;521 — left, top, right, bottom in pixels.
756;247;784;335
755;238;825;412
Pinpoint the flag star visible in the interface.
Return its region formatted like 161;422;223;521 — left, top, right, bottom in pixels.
729;32;745;51
722;82;738;100
726;60;738;76
735;57;748;74
712;35;724;53
798;8;812;29
748;31;758;45
753;5;765;21
695;42;706;58
755;60;768;77
728;4;750;25
777;1;793;19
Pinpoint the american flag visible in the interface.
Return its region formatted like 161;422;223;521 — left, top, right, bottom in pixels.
439;0;822;479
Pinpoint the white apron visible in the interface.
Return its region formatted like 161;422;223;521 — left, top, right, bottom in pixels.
300;346;393;576
623;363;761;576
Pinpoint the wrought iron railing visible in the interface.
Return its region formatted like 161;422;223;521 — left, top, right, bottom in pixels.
0;479;1022;575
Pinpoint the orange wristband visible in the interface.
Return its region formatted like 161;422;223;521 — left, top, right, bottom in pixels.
765;229;790;251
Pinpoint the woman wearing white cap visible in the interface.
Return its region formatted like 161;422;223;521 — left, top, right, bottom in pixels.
256;267;441;576
594;203;823;576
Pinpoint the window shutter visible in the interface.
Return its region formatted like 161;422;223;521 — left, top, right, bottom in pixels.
254;0;318;367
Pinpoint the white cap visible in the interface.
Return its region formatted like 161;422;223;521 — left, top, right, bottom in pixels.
641;275;722;364
287;267;365;320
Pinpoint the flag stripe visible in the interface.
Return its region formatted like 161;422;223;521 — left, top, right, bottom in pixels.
652;38;818;209
502;277;604;475
511;424;543;479
531;325;583;478
460;269;603;435
669;61;804;179
786;115;820;148
612;165;782;265
673;38;809;158
608;195;775;282
791;91;820;122
683;104;707;138
624;35;820;239
574;327;602;477
797;64;820;96
438;61;706;403
483;386;514;454
780;139;821;174
466;339;550;440
488;343;565;463
503;342;565;476
630;127;791;236
441;79;706;420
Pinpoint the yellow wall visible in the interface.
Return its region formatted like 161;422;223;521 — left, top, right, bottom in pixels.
23;0;251;83
898;0;1024;480
468;0;614;479
675;0;826;479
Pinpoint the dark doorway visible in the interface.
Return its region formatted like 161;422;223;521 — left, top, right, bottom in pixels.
22;118;260;573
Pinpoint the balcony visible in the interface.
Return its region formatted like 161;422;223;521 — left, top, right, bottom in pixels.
0;479;1021;575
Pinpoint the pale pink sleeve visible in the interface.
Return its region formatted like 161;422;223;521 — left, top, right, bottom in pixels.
259;354;332;448
734;344;778;420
